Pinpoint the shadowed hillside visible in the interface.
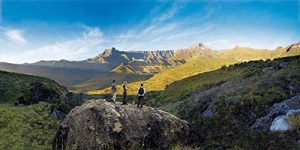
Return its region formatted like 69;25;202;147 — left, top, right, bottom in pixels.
0;71;88;149
0;70;67;103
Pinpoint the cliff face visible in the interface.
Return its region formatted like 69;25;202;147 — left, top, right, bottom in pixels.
88;44;218;67
88;47;184;66
53;100;189;150
175;43;216;60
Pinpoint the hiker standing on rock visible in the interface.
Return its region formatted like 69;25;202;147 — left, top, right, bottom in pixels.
137;84;146;108
122;81;128;105
111;80;117;103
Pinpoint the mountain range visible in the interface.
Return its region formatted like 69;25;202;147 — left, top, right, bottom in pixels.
0;42;299;93
1;41;300;149
88;42;300;95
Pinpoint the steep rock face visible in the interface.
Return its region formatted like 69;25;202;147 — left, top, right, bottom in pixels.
88;47;129;64
88;47;183;66
53;100;189;150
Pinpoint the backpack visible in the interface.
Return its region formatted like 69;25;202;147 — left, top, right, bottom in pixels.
138;87;144;95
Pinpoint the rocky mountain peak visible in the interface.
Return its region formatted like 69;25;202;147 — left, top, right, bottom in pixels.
175;42;216;60
102;47;119;57
191;43;206;49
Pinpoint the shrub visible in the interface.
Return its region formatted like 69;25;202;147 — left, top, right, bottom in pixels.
264;86;288;104
243;95;264;105
56;101;72;114
288;115;300;130
243;68;263;78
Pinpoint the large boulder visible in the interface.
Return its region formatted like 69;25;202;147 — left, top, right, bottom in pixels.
53;100;189;150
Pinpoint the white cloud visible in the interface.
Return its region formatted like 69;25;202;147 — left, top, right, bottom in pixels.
5;29;27;44
155;5;177;22
153;2;185;23
1;27;104;63
28;27;103;60
141;23;177;36
109;1;218;51
166;24;215;40
199;8;214;22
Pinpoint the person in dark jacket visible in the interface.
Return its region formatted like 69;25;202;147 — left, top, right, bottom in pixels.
137;84;146;108
122;81;128;105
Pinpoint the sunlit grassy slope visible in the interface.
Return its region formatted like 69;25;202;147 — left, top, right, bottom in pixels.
70;64;173;92
154;67;244;106
87;57;237;95
0;103;60;149
217;47;273;61
70;73;153;93
111;63;138;74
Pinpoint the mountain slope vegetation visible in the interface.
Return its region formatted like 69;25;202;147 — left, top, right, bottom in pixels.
111;63;138;74
154;56;300;149
0;70;67;104
70;72;152;92
0;103;60;149
217;46;273;61
0;71;86;149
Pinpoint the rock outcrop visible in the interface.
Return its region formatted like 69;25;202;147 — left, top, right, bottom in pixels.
251;96;300;131
269;109;300;131
53;100;189;150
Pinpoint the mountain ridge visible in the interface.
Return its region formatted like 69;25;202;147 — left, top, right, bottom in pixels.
89;41;300;95
0;41;299;93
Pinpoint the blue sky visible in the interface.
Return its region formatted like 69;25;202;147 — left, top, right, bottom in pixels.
0;0;299;63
